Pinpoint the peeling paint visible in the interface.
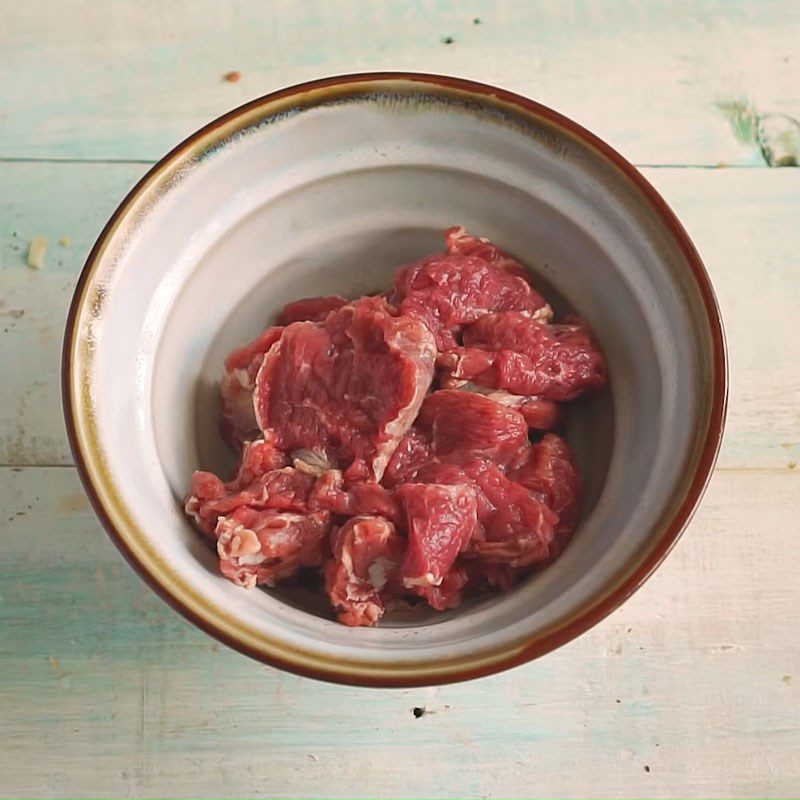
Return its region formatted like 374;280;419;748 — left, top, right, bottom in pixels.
757;113;800;167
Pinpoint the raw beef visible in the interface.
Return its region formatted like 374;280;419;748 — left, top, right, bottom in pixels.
185;438;292;536
217;506;331;588
392;227;552;349
467;462;558;567
185;226;607;625
220;326;284;448
421;563;472;611
383;390;528;485
444;226;531;279
254;297;436;482
437;382;564;430
324;515;407;626
440;311;606;401
310;471;402;525
415;459;558;569
508;433;582;538
397;482;478;591
278;295;348;324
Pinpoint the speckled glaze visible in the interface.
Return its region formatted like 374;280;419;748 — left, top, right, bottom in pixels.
63;73;727;687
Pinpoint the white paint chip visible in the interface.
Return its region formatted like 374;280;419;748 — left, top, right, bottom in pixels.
27;236;48;269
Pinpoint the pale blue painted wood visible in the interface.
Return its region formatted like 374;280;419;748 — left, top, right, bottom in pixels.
1;163;798;468
0;466;798;797
0;162;147;465
1;0;799;164
1;2;800;797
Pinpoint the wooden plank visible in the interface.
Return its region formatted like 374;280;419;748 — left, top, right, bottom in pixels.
0;465;797;797
2;0;799;164
0;163;145;465
1;162;798;468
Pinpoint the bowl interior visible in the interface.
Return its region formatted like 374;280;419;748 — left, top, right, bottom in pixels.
69;80;718;679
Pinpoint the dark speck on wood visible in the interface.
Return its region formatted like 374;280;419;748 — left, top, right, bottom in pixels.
473;17;481;24
412;706;426;718
644;765;651;773
441;36;454;45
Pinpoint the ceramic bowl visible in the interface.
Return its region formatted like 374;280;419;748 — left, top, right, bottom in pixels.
63;73;727;686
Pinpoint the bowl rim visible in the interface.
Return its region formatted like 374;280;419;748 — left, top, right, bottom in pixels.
62;71;728;687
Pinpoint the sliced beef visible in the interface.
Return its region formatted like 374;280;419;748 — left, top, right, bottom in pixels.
309;470;402;525
220;326;284;449
444;383;566;431
391;229;551;350
254;297;436;483
384;390;528;485
412;459;558;569
422;563;472;611
186;226;605;625
444;226;530;280
382;427;433;487
324;515;407;627
185;438;292;536
396;483;478;593
216;506;331;588
278;295;348;324
508;433;582;538
468;462;558;567
440;311;606;401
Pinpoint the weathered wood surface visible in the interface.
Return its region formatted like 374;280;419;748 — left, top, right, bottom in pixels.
1;0;799;797
1;466;797;798
2;0;799;165
1;165;798;469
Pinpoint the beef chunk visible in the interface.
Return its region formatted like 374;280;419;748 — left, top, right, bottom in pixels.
185;438;293;536
508;433;582;538
416;459;558;569
324;515;407;626
391;228;551;350
254;297;436;482
384;390;528;484
277;295;348;324
216;507;331;588
396;482;478;593
220;326;284;448
440;311;606;401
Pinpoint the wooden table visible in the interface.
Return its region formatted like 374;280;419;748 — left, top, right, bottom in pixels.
2;2;799;797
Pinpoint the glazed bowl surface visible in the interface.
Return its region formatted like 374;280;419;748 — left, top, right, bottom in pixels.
63;73;726;686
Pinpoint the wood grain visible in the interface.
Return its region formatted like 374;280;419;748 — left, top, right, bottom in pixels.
1;465;797;798
2;0;799;164
2;1;799;796
1;163;798;469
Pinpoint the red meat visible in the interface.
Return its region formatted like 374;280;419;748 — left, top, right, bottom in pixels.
444;226;531;279
254;297;436;482
216;506;331;588
422;563;472;611
324;515;407;626
440;311;606;401
382;427;432;487
416;389;529;466
391;228;551;349
278;295;348;324
439;383;566;431
412;459;558;569
309;470;402;525
186;226;606;625
469;464;557;567
508;433;582;538
396;482;478;593
220;326;284;449
185;438;293;536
